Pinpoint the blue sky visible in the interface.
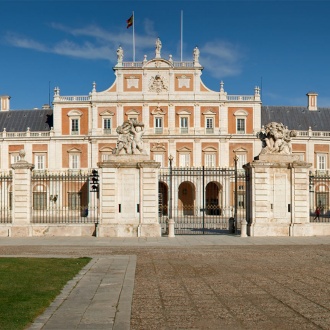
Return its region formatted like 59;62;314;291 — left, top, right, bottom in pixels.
1;0;330;109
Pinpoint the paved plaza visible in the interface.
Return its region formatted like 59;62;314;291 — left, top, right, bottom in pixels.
1;235;330;329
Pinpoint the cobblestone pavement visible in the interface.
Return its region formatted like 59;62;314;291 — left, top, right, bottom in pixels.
1;241;330;329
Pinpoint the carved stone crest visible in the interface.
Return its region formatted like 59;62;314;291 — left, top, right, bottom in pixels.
257;122;297;155
149;75;168;93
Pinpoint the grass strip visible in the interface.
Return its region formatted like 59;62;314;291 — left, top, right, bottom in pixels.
0;257;91;330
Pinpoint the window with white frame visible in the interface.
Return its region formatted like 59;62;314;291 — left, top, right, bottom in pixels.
180;117;188;134
35;154;45;170
317;154;327;172
179;153;190;167
103;118;112;134
205;117;214;134
70;154;80;169
71;118;79;135
155;117;163;134
236;118;245;134
11;153;20;165
237;153;247;171
238;193;245;209
205;153;216;168
154;154;164;167
101;153;112;161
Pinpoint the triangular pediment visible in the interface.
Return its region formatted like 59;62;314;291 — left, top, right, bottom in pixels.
67;147;82;153
99;110;115;116
176;110;191;116
202;110;217;116
177;146;191;152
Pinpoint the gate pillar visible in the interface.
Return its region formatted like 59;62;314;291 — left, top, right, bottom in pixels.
245;154;312;237
98;155;161;237
11;150;34;237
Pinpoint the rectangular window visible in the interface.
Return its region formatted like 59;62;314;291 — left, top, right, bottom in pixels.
102;154;112;161
35;155;45;170
180;117;188;134
236;118;245;134
206;118;214;134
317;154;326;171
205;154;216;167
71;119;79;135
179;153;190;167
33;192;47;210
70;154;80;169
238;193;245;209
11;154;20;165
237;154;247;171
155;117;163;134
103;118;111;134
68;192;81;210
154;154;164;167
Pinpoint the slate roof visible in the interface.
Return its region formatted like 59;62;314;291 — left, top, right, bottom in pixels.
261;106;330;131
0;109;53;132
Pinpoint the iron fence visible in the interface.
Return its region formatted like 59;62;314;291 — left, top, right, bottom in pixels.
159;166;247;235
31;171;98;224
0;172;12;223
309;171;330;223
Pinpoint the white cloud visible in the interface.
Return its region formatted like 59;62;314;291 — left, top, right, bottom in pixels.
4;23;245;76
200;40;244;79
4;32;48;52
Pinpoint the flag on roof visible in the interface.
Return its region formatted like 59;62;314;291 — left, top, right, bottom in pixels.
126;14;133;29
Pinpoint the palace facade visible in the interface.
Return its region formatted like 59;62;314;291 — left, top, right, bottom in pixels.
0;40;329;175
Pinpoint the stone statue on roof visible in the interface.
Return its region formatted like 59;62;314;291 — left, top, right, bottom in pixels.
117;46;123;63
155;38;162;58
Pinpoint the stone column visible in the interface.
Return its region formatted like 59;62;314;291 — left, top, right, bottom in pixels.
11;150;34;237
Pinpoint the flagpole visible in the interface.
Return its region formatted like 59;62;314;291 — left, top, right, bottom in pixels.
133;11;135;62
180;10;183;62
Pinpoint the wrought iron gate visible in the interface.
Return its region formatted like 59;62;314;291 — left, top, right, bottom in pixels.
31;171;99;224
309;171;330;223
159;166;247;235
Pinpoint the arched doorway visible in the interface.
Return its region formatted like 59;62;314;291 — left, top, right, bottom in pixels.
205;181;222;215
178;181;195;216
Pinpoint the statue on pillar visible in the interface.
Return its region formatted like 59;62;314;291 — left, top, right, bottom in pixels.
257;122;297;155
113;119;147;155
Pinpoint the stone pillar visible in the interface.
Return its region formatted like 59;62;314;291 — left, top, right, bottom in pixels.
98;154;161;237
11;150;34;237
245;154;311;237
